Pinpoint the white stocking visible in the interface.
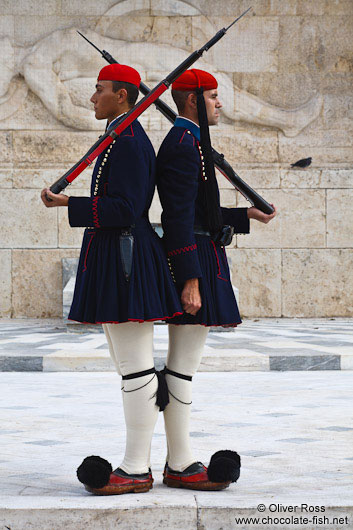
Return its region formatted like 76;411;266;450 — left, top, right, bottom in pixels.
103;322;159;474
163;324;209;471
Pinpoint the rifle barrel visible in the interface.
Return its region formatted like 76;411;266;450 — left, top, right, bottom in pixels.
51;20;233;192
71;20;274;214
74;21;273;214
51;10;263;204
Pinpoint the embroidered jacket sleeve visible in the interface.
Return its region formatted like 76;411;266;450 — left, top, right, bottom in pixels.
68;136;147;228
221;207;250;234
157;142;202;284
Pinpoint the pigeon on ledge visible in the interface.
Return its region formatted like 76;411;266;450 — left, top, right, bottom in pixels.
290;157;312;168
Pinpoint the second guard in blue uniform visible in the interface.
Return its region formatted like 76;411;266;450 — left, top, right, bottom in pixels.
157;115;250;327
156;69;277;490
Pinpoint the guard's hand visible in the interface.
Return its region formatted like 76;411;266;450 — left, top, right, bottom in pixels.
247;204;277;224
41;188;69;208
181;278;202;316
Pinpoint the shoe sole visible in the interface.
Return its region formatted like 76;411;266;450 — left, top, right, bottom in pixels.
84;480;153;495
163;477;230;491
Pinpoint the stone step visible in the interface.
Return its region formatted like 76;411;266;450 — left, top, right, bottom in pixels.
1;318;352;372
2;347;352;372
1;496;352;530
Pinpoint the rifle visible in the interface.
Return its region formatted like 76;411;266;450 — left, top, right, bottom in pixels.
50;8;253;196
77;26;274;214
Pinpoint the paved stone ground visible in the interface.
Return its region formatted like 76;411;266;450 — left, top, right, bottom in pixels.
0;318;352;372
0;370;352;529
0;318;352;528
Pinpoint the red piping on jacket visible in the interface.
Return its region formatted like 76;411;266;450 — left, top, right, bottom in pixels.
179;130;187;144
179;129;195;146
210;240;228;282
92;196;100;228
83;233;95;272
123;124;134;137
168;243;197;257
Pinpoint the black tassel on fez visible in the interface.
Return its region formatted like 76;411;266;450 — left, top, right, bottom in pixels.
207;450;241;483
76;455;112;489
196;87;223;236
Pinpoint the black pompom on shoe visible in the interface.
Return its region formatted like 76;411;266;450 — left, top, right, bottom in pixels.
207;450;241;483
77;455;112;489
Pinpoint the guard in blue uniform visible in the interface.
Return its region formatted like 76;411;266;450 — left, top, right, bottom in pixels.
157;69;269;327
156;69;277;489
41;63;188;496
157;118;249;327
66;117;182;324
66;66;182;325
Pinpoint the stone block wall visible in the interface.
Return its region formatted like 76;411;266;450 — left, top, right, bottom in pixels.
0;0;352;318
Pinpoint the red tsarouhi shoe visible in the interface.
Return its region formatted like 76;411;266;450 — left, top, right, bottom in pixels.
84;467;153;495
163;461;231;491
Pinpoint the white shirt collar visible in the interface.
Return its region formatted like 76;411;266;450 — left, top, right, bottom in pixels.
107;112;127;129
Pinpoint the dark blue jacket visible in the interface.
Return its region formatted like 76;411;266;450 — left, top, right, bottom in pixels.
68;120;155;229
156;117;250;285
67;118;182;324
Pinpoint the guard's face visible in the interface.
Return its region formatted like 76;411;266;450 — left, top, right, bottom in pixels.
90;80;120;122
203;88;222;126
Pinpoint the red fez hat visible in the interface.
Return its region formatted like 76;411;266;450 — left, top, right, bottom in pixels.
172;68;217;91
98;64;141;88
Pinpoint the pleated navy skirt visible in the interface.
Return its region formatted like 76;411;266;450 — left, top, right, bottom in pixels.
168;234;242;327
69;219;183;324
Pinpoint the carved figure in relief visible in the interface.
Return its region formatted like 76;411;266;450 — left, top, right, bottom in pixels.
0;37;28;120
0;2;323;136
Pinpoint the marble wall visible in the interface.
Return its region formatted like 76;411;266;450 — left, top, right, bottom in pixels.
0;0;352;318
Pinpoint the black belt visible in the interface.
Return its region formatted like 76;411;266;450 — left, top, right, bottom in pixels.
94;225;135;233
194;225;234;246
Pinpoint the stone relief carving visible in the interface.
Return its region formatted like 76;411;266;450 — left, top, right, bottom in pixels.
0;38;28;120
0;0;322;136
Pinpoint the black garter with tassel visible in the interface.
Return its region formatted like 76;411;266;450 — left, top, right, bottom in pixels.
121;367;170;411
155;368;170;411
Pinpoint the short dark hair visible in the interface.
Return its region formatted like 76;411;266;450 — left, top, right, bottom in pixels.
171;89;194;113
112;81;139;107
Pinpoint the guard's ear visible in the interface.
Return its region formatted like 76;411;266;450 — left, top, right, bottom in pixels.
115;87;128;104
186;92;197;109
